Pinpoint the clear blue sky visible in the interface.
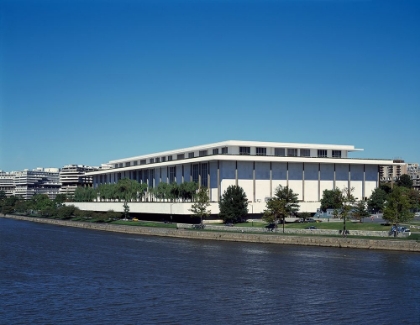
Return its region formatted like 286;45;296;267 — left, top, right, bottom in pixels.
1;0;419;172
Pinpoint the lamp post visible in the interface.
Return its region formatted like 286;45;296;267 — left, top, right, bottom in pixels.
170;203;174;223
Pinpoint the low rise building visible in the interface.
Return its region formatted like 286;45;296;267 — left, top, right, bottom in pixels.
85;140;399;214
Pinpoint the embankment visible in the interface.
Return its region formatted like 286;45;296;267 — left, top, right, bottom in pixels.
2;215;420;252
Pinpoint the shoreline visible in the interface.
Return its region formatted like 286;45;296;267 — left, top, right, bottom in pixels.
2;214;420;252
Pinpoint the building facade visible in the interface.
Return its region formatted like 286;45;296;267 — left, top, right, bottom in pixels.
86;140;398;213
0;171;16;196
14;168;61;200
59;165;98;197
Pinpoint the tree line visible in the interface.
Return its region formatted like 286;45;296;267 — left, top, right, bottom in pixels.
73;179;199;203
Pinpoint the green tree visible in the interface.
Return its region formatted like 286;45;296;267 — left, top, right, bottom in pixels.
383;186;414;226
123;201;130;219
54;194;67;206
330;187;356;235
189;187;211;224
154;182;171;201
263;185;299;233
379;182;393;195
219;185;248;223
320;188;342;212
74;187;96;202
408;189;420;212
352;200;370;223
179;182;198;202
367;188;388;213
397;174;413;189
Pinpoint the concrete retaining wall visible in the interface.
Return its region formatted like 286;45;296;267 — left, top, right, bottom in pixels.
2;215;420;252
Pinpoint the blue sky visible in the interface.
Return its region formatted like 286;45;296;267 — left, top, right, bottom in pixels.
1;0;419;171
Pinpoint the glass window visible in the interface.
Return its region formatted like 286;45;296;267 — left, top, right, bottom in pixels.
300;149;310;157
256;147;266;156
169;166;176;183
274;148;285;156
317;150;327;158
222;147;228;154
239;147;250;155
188;152;195;158
213;148;219;155
332;150;341;158
192;164;199;183
177;154;185;160
199;150;207;157
287;148;298;157
201;163;208;187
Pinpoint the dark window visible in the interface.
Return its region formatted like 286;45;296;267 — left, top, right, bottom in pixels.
239;147;250;155
318;150;328;158
256;147;266;156
332;150;341;158
192;164;199;183
274;148;285;156
201;163;208;187
300;149;310;157
169;166;176;183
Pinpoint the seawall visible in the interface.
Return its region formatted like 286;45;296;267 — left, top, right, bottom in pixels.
2;215;420;252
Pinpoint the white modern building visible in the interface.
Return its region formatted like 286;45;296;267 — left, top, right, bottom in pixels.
14;168;61;200
59;164;98;197
0;171;16;196
82;140;399;215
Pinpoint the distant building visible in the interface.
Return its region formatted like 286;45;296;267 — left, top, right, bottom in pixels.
407;163;420;191
0;171;16;196
59;165;98;197
379;159;407;182
14;168;61;200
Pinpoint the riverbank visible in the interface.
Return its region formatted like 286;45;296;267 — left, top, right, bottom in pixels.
2;215;420;252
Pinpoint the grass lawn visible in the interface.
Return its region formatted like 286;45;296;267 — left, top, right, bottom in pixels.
111;220;177;228
209;221;391;231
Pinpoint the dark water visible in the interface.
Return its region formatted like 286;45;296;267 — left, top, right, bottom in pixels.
1;218;419;325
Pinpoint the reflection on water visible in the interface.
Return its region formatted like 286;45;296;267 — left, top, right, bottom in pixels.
1;218;419;325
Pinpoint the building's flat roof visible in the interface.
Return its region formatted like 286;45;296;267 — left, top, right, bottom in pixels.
108;140;363;164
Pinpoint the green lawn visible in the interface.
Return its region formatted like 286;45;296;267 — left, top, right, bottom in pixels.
208;221;390;231
111;220;177;228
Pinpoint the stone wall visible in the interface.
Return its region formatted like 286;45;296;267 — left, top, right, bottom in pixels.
2;215;420;252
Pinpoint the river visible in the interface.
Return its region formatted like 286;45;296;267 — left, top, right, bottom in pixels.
1;218;419;324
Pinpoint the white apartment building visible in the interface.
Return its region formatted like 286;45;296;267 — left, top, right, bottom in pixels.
59;165;98;197
83;140;398;214
0;171;16;196
14;168;61;200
